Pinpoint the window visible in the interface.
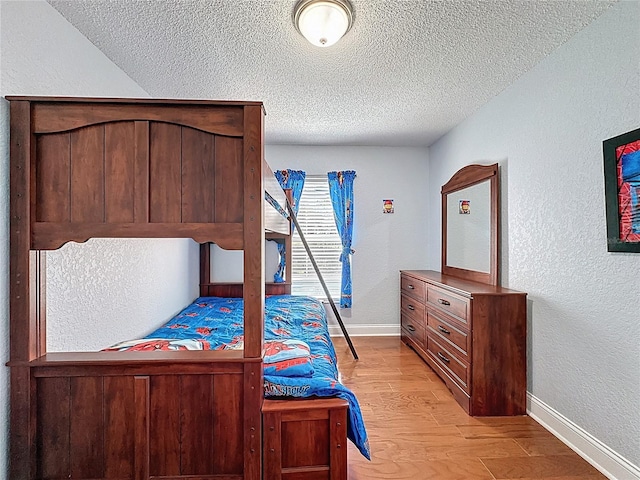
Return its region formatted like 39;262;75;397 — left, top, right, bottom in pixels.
291;175;342;299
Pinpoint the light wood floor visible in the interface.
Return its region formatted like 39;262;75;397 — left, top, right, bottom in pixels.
332;336;606;480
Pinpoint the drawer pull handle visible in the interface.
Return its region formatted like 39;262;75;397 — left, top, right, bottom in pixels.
407;325;416;332
438;298;451;306
437;352;450;364
407;305;415;311
437;325;450;335
407;284;415;290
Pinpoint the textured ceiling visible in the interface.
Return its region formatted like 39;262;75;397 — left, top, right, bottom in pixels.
47;0;615;147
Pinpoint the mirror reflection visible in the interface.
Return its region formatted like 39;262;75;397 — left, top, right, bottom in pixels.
441;163;498;285
446;180;491;273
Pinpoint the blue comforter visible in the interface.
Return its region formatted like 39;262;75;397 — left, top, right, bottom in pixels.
106;295;370;459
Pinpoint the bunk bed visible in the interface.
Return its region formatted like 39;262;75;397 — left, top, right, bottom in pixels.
7;97;367;480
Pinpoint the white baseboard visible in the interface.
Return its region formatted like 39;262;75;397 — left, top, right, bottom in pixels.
527;393;640;480
327;324;400;337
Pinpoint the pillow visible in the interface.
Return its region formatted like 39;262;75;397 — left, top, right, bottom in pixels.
264;339;313;377
103;338;211;351
264;339;309;362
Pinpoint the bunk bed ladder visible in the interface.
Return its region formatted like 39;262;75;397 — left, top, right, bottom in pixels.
286;201;359;360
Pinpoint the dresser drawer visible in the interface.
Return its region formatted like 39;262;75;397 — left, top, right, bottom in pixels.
401;313;425;345
427;311;470;358
401;275;426;303
401;294;425;322
427;335;470;393
427;285;469;323
427;360;471;414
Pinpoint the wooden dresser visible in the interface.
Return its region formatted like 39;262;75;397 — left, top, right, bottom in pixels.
400;270;527;416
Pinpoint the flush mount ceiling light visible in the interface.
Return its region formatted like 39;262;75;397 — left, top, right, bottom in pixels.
294;0;354;48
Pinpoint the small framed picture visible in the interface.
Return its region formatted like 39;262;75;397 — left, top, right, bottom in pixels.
459;200;470;214
383;199;394;214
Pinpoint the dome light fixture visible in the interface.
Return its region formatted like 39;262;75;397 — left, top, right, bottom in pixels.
294;0;354;48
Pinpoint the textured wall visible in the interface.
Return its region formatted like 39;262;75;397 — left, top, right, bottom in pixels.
265;145;430;334
46;239;199;352
427;1;639;466
0;1;197;476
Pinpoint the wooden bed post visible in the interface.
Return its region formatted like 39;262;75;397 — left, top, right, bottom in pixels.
199;242;211;296
242;104;265;358
242;104;265;480
9;100;43;479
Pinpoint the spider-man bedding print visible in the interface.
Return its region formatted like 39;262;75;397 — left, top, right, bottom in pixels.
105;295;371;460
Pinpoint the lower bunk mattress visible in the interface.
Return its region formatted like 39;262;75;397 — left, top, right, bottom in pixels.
106;294;371;459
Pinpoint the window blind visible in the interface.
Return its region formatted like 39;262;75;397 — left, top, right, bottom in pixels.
291;175;342;299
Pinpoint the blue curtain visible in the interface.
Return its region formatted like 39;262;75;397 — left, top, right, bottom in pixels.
272;169;306;282
327;170;355;308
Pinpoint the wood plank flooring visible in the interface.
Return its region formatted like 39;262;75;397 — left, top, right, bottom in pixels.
331;336;606;480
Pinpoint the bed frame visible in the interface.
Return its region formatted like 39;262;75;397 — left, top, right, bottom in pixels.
7;97;347;480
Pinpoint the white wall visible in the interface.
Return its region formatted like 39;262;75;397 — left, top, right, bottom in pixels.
0;1;199;476
211;242;281;284
427;0;639;474
266;145;429;334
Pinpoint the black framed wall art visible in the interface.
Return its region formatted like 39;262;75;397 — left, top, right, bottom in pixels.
603;127;640;252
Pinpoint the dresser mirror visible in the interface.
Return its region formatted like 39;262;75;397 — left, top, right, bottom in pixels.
441;163;499;285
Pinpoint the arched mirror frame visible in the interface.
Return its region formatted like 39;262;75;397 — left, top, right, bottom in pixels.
441;163;499;286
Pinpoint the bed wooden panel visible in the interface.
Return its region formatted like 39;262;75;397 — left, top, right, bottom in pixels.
263;398;348;480
7;96;347;480
32;358;253;479
28;100;250;249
